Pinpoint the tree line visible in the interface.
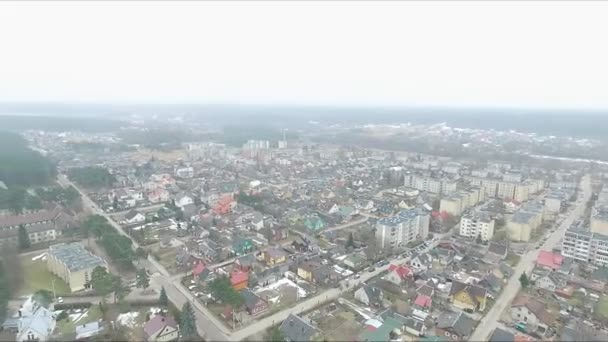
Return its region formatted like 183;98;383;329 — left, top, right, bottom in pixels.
0;131;56;187
82;215;135;270
68;167;116;188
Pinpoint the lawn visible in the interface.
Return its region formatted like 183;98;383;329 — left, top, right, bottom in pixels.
595;296;608;321
55;305;103;338
17;255;71;297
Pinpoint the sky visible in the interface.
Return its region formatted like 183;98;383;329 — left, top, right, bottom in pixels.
1;1;608;109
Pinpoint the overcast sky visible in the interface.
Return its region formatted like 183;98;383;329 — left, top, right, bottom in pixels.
1;1;607;109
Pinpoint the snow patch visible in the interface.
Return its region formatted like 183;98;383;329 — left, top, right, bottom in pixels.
117;312;140;328
32;252;47;261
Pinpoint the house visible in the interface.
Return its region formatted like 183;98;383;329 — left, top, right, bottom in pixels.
279;314;321;342
235;254;257;272
534;271;565;293
240;289;269;316
435;311;476;341
410;252;433;272
487;242;508;261
359;316;405;342
385;264;414;285
75;321;104;340
175;193;194;209
403;316;427;337
413;294;433;311
124;210;146;224
264;226;288;242
510;295;555;334
143;314;179;342
416;280;436;297
193;261;211;282
250;212;265;230
303;214;325;231
213;195;235;215
15;297;56;342
489;328;515;342
536;250;563;271
148;188;170;204
232;238;254;256
230;271;249;291
343;253;367;271
478;272;504;294
448;280;488;312
296;260;338;285
263;247;287;266
354;285;384;307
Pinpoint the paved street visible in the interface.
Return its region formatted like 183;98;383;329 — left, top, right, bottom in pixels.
58;174;231;341
59;173;455;341
469;174;592;341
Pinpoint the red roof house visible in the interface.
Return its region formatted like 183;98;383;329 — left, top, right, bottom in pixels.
414;294;433;309
536;251;563;270
385;264;414;285
230;270;249;291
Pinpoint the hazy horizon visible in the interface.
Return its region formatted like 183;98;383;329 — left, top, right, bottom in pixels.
1;1;608;109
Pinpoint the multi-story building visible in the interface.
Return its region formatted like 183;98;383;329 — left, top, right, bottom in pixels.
439;187;485;217
406;174;457;195
47;243;107;292
562;226;608;266
459;213;495;241
465;176;544;202
375;209;430;250
0;208;68;247
174;166;194;179
507;201;545;242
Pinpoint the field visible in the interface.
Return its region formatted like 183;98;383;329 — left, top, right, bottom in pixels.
17;255;71;297
595;295;608;321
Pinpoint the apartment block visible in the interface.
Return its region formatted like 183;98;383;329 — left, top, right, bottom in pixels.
0;208;67;247
507;201;545;242
375;209;430;250
405;174;457;195
47;243;107;292
459;213;495;241
562;226;608;266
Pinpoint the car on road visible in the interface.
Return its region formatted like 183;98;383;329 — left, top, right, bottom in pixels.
57;297;64;304
367;267;376;272
354;274;361;279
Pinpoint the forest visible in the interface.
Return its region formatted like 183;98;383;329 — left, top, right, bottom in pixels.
0;131;56;187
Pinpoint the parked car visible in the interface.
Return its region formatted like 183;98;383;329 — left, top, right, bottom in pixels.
57;297;64;304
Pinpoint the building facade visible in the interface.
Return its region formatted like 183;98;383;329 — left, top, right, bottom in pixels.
47;243;107;292
375;209;430;250
459;213;495;240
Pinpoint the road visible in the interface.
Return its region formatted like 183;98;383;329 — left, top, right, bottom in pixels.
58;174;231;341
469;174;592;341
322;216;368;233
230;237;446;341
59;173;451;341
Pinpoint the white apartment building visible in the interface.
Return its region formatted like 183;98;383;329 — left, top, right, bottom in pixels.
562;226;608;266
406;174;457;195
375;209;430;250
459;213;495;241
507;201;545;242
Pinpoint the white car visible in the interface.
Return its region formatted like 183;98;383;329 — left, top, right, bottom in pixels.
57;297;64;304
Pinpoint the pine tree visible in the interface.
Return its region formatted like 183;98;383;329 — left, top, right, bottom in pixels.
519;272;530;288
18;224;30;250
159;287;168;307
136;268;150;291
346;232;355;248
179;302;197;340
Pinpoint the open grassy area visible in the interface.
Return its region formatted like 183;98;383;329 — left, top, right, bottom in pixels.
17;255;71;297
56;305;103;336
595;296;608;321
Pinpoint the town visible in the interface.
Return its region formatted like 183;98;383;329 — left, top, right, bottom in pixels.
1;120;607;342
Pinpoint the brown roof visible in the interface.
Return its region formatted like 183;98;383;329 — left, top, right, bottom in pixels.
449;281;488;305
0;208;60;228
511;295;555;325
